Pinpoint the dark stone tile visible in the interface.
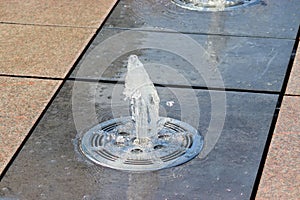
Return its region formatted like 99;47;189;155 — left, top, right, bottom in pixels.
71;28;294;92
104;0;300;39
0;80;278;200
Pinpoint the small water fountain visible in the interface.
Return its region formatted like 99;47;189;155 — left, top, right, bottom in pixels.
79;55;203;171
172;0;259;11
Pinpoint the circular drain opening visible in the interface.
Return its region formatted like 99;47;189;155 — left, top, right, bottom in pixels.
79;117;203;171
172;0;260;11
118;132;130;136
131;148;143;153
154;144;165;150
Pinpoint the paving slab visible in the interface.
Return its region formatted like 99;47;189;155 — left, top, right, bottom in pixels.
256;96;300;199
0;24;96;78
104;0;300;39
0;80;278;199
0;0;118;27
273;96;300;133
286;42;300;95
0;77;61;175
71;28;294;92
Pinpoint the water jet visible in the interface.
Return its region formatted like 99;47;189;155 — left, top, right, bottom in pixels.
79;55;203;171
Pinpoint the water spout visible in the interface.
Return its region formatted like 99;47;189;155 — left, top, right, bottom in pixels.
124;55;160;143
79;55;203;171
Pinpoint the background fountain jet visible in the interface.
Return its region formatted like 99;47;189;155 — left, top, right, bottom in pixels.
172;0;259;11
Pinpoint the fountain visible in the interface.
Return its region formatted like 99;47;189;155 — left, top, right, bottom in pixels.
79;55;203;171
172;0;259;11
123;55;160;143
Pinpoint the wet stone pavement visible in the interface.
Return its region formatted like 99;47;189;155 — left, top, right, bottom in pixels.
104;0;300;39
1;0;300;199
0;82;278;199
71;28;294;92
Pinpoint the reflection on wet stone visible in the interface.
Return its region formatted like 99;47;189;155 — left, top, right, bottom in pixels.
72;28;294;92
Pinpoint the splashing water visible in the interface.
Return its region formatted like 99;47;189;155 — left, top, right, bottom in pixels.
173;0;256;11
192;0;226;10
123;55;160;143
78;55;203;171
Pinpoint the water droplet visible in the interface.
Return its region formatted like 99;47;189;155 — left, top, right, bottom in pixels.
82;195;91;200
166;101;175;107
40;193;46;199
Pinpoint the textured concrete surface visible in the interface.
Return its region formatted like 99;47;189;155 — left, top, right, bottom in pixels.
286;42;300;95
256;96;300;199
0;0;118;27
0;0;118;176
0;24;96;78
0;77;61;174
274;96;300;133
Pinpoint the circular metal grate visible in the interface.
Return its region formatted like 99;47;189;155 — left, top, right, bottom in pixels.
172;0;260;11
79;117;203;171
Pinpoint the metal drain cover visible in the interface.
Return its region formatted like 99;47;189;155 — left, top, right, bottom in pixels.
79;117;203;171
172;0;260;11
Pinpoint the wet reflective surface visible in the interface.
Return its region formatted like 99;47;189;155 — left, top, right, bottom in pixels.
104;0;300;39
0;82;277;199
71;28;294;92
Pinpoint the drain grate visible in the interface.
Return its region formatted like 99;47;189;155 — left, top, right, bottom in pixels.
79;117;203;171
172;0;260;11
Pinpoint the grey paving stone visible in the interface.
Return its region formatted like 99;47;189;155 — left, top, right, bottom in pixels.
71;28;294;92
104;0;300;39
0;81;278;200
